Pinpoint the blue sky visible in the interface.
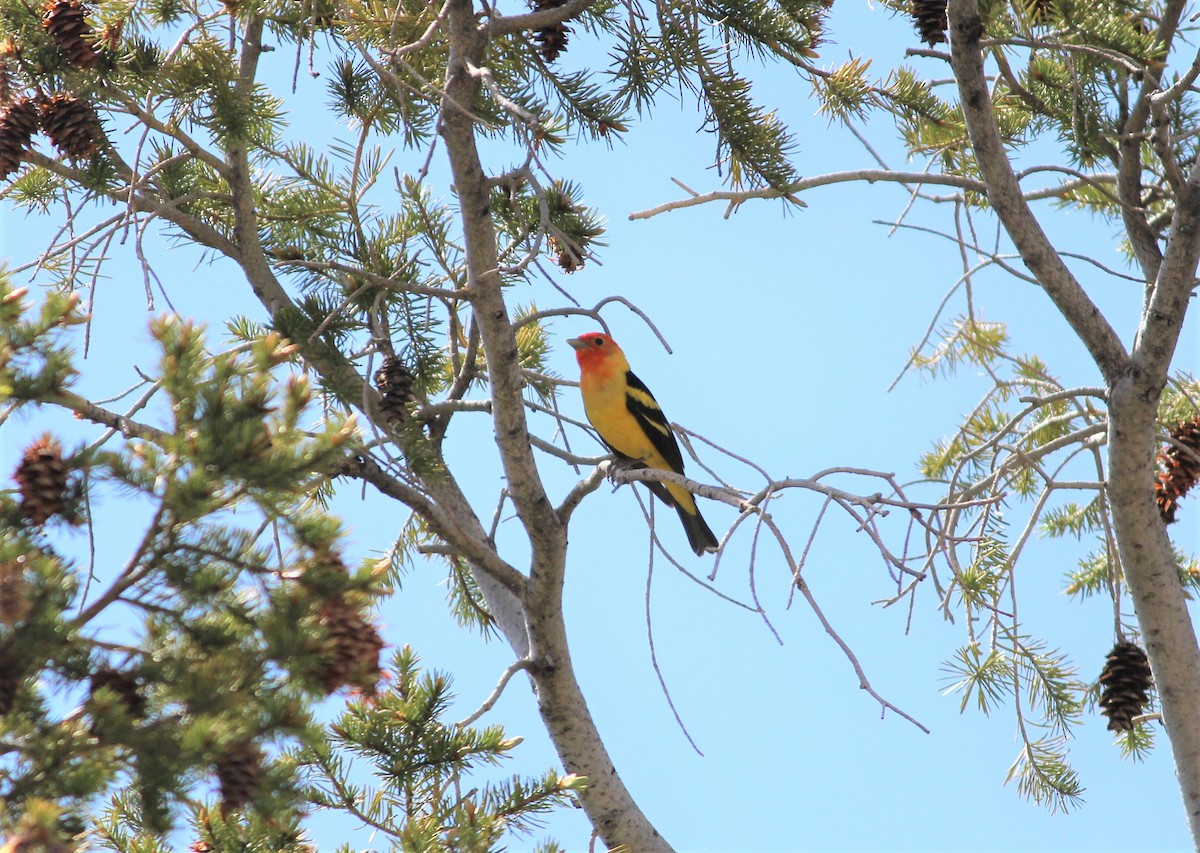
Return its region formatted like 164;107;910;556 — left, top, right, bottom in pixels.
3;0;1199;849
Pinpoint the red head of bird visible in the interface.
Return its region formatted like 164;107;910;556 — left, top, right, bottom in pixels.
567;331;626;380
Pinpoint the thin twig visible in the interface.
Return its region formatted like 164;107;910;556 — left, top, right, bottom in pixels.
455;659;534;728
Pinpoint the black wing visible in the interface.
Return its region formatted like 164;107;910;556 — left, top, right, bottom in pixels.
624;369;686;474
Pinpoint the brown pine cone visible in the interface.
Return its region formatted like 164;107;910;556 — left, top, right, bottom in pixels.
90;667;146;718
14;433;70;526
215;741;262;813
530;0;570;61
1098;641;1154;732
911;0;948;45
315;594;383;695
0;557;32;626
0;61;12;108
374;356;416;426
0;643;22;716
39;92;105;159
1156;415;1200;524
41;0;99;69
0;97;41;179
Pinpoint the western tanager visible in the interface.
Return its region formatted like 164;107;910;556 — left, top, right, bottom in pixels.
568;332;719;555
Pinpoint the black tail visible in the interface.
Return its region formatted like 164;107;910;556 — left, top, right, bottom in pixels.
634;467;719;555
676;502;719;555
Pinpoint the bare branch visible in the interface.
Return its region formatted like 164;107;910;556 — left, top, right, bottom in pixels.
48;390;170;446
645;542;704;756
335;453;528;597
630;170;986;221
456;659;534;728
557;465;606;523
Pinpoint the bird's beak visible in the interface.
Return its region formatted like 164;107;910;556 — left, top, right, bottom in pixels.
567;337;586;351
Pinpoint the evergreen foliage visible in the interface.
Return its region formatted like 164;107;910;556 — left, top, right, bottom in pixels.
911;315;1198;807
0;0;1197;844
290;646;583;852
0;277;570;845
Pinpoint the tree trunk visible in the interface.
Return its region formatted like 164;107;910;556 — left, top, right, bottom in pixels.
947;0;1200;843
526;589;676;853
436;1;675;848
1108;379;1200;846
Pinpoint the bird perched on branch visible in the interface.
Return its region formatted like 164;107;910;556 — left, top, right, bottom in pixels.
568;331;719;556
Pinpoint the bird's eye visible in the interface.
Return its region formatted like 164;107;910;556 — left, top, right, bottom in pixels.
593;338;604;346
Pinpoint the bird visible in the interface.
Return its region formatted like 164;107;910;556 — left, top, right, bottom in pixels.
568;331;719;555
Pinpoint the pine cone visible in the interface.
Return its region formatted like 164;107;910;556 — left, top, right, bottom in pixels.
0;557;32;627
555;243;582;272
315;594;383;695
41;0;99;69
14;433;70;526
0;644;21;716
911;0;948;45
1098;640;1153;732
1155;415;1200;524
0;97;41;180
533;23;570;61
0;61;12;109
374;356;416;426
90;667;146;718
38;92;105;159
0;38;16;108
530;0;570;61
1020;0;1058;25
215;741;262;813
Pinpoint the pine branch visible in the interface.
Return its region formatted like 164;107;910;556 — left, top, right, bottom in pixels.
946;0;1129;384
628;168;1121;219
333;453;528;597
486;0;597;38
439;0;567;572
38;392;170;477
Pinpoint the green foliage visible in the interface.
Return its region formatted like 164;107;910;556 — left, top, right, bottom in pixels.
1158;375;1200;427
490;179;607;274
396;513;497;638
910;315;1010;384
1005;735;1084;813
1042;497;1106;540
695;0;824;60
944;631;1086;812
137;315;355;506
864;0;1186;223
144;140;233;230
695;63;797;191
815;56;875;123
156;36;285;148
0;274;85;400
1062;546;1113;599
514;307;557;404
0;0;1191;836
1063;544;1200;600
942;644;1012;714
6;166;65;213
912;314;1183;809
444;552;497;637
1115;718;1156;762
0;294;400;840
290;646;581;852
902;241;1200;817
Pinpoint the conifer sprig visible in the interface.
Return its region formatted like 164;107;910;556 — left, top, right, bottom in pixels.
0;292;398;838
289;646;583;848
